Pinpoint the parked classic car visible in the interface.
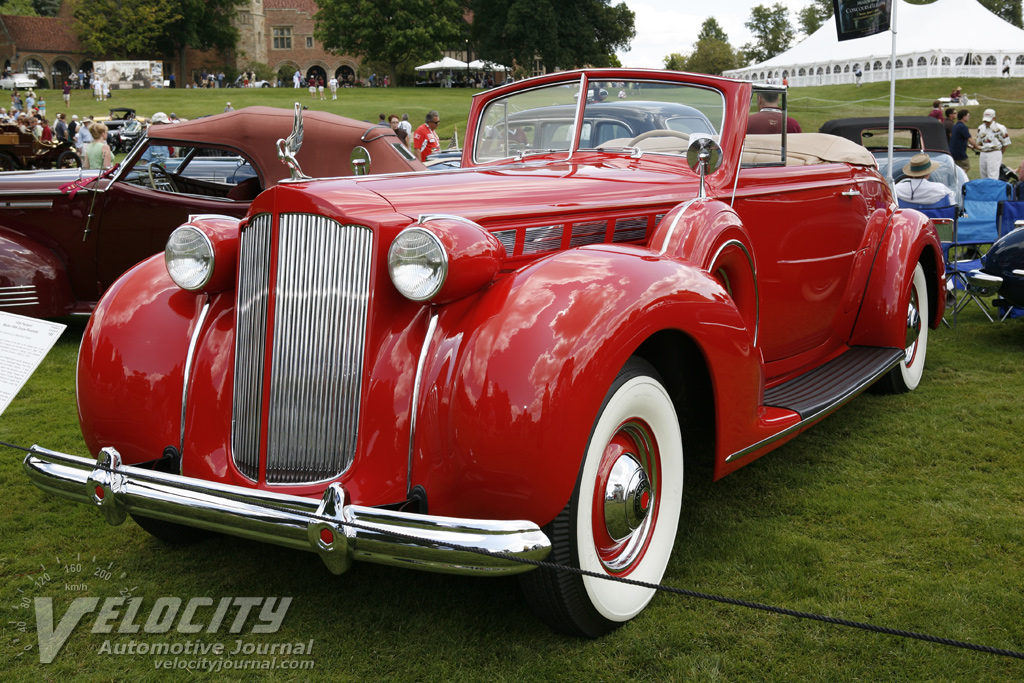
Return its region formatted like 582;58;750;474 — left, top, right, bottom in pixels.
0;72;37;89
99;108;144;153
25;70;945;638
969;219;1024;308
0;105;424;316
0;123;81;171
820;116;967;206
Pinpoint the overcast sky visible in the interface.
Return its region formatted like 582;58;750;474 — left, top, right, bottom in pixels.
615;0;812;69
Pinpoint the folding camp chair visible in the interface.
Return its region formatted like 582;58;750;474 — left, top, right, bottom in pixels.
949;179;1014;321
958;178;1012;244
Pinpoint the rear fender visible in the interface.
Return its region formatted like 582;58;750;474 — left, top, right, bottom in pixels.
410;244;763;526
850;208;944;347
0;228;74;317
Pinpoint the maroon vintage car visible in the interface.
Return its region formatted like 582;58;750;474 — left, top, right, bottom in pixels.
0;123;81;171
26;70;944;637
0;106;424;316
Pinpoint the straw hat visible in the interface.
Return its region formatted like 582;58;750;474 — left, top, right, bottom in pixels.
902;153;940;178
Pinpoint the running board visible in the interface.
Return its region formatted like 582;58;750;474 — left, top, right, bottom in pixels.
726;346;905;463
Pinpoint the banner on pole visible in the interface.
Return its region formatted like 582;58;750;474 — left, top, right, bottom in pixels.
832;0;893;41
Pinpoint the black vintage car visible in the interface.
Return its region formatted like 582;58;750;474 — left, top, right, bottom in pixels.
0;124;80;170
102;108;143;154
970;219;1024;309
820;116;967;206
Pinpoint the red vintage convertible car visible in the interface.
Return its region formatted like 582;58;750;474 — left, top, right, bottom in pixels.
26;69;945;637
0;106;423;316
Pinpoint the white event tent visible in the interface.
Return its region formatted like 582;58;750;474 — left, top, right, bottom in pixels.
414;57;469;71
724;0;1024;86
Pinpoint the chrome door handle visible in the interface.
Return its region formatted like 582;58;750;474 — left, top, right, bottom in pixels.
841;189;861;196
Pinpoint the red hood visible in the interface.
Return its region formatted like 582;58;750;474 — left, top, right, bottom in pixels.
309;156;702;227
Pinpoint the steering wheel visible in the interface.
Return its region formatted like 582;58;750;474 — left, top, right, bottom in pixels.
627;129;690;146
148;164;178;192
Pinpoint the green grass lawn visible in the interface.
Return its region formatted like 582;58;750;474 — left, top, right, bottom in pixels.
2;78;1024;681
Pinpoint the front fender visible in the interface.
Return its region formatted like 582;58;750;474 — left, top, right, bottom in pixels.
850;208;944;348
410;245;762;526
0;228;74;317
77;254;202;463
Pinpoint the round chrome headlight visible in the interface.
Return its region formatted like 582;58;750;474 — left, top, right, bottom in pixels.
165;225;215;291
388;227;448;301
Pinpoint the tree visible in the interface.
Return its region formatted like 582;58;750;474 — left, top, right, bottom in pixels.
470;0;635;73
32;0;60;15
685;38;738;76
976;0;1022;28
742;3;794;65
72;0;182;59
314;0;467;87
696;16;729;43
156;0;246;85
0;0;38;15
663;53;687;71
797;0;832;36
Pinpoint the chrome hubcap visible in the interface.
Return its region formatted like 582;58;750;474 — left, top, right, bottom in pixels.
593;420;659;574
603;453;651;542
905;286;921;364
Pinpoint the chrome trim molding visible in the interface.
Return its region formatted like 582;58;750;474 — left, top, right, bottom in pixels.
24;446;551;576
180;297;212;455
523;224;564;254
656;199;698;255
408;312;439;494
0;284;39;308
570;220;607;247
0;200;54;209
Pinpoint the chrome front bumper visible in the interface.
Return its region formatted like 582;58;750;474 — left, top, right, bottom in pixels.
24;446;551;576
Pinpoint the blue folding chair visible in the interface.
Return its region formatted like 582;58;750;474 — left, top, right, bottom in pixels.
958;179;1012;244
997;199;1024;237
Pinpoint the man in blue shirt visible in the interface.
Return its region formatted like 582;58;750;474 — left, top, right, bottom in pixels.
949;109;980;174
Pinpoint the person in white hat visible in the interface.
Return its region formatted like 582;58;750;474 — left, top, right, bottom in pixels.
140;112;172;165
895;154;955;207
976;108;1011;180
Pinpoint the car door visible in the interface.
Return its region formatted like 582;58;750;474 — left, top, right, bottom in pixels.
733;162;878;367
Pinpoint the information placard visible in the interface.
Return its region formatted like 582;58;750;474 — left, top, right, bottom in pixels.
0;312;66;416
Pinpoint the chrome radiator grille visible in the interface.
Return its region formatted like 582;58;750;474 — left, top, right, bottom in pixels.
232;213;374;484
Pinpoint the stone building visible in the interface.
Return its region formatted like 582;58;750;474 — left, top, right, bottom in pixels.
0;0;360;88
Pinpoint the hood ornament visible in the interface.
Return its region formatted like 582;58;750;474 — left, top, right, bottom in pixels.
277;102;309;181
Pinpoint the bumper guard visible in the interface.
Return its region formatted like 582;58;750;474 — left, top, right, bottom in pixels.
24;446;551;576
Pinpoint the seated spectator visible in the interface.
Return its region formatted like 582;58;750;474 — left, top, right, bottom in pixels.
746;92;801;134
895;154;955;206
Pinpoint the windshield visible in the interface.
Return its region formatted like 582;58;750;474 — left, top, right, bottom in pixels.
473;78;724;163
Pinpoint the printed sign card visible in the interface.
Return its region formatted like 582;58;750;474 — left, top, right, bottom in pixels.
0;312;66;416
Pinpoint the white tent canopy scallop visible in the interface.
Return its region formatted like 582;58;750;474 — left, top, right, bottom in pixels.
723;0;1024;87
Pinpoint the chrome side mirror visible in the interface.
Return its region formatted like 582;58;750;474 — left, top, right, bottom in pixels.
350;146;371;176
686;136;723;199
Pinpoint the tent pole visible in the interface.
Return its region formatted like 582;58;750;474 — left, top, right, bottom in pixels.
886;0;898;190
